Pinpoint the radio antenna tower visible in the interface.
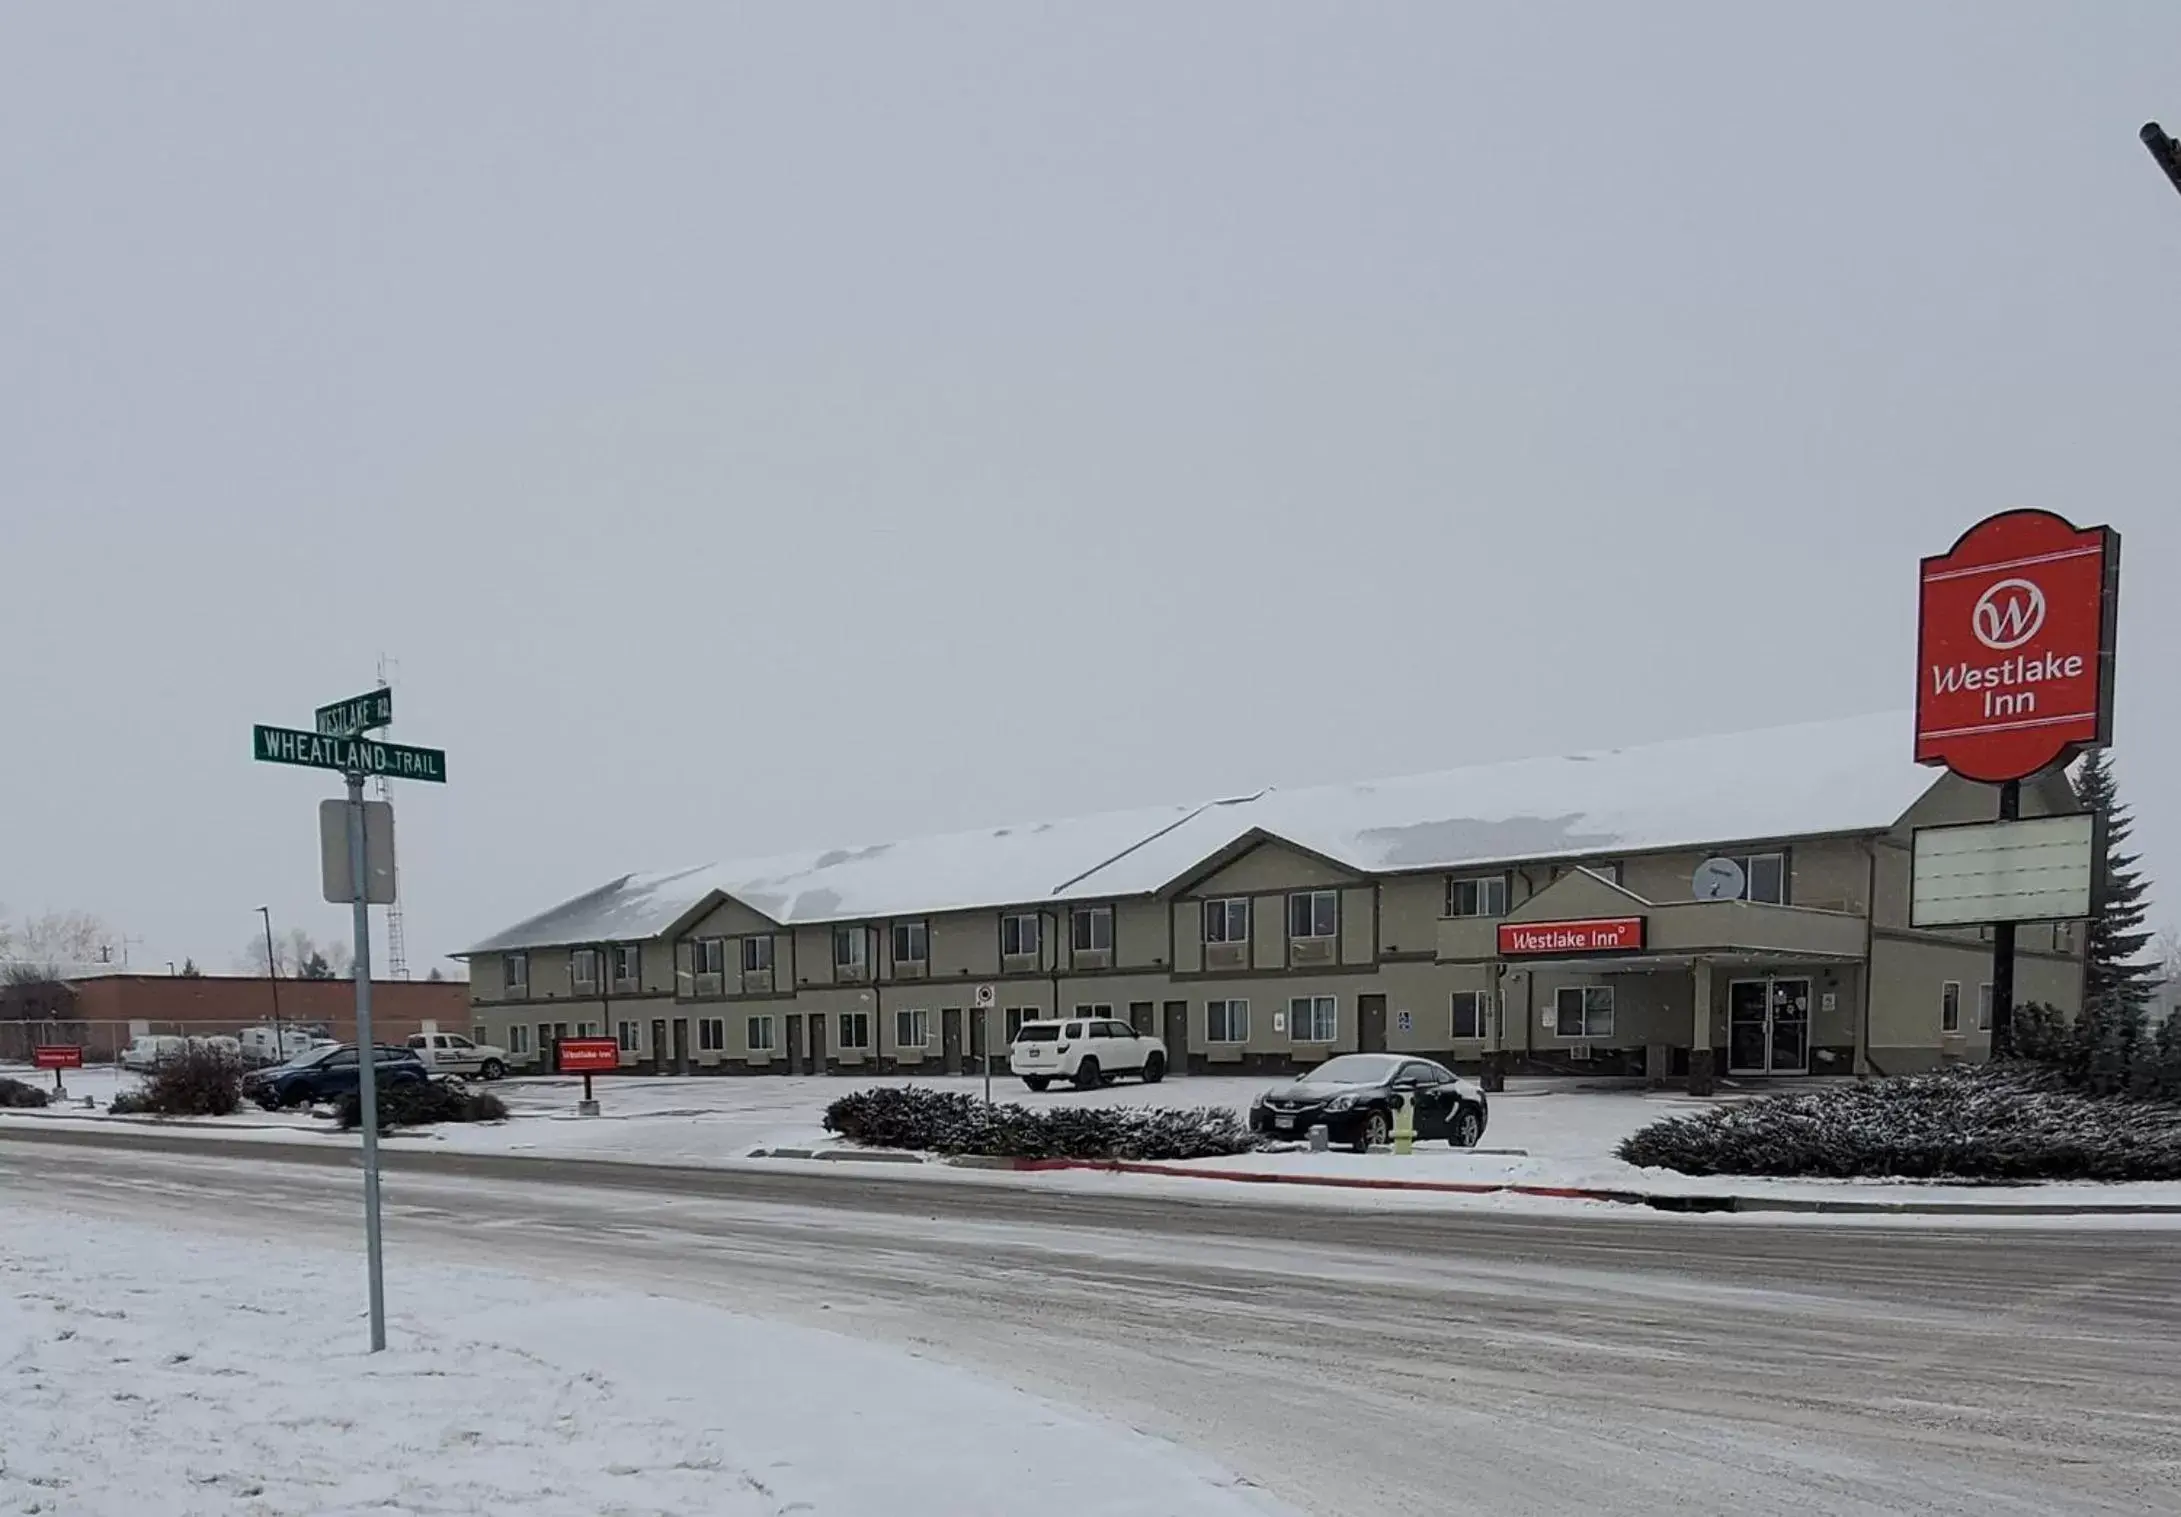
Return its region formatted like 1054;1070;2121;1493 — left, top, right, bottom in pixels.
375;652;410;980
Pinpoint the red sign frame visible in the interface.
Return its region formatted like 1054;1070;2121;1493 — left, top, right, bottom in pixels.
1915;509;2119;784
1497;917;1646;956
32;1045;84;1070
555;1037;621;1074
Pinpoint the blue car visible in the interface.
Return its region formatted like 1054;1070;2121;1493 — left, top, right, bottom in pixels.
243;1043;429;1110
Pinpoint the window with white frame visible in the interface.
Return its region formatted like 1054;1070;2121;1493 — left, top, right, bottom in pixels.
1977;983;1993;1032
895;1007;929;1049
1206;998;1249;1043
748;1015;775;1052
1451;989;1494;1040
1202;898;1250;944
1004;1007;1037;1041
1554;986;1614;1039
1073;1003;1114;1020
611;944;641;992
1446;876;1509;919
1941;981;1962;1033
1001;913;1040;958
693;937;726;996
1071;905;1113;954
1287;891;1339;940
838;1011;871;1050
507;1024;530;1054
503;952;529;997
1727;851;1789;905
616;1020;640;1052
576;1021;598;1038
1289;995;1337;1042
742;935;773;973
833;926;866;970
699;1017;725;1052
891;921;929;966
570;948;600;995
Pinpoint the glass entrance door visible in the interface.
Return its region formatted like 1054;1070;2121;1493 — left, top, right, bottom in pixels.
1727;976;1811;1075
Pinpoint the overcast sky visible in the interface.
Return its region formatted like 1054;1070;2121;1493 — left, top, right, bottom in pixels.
4;3;2176;974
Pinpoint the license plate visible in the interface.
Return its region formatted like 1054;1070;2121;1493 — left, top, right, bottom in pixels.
1274;1115;1294;1130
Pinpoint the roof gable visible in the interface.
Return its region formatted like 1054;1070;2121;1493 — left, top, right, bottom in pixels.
1503;867;1654;923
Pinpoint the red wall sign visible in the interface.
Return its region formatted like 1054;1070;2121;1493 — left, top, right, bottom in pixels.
1497;917;1646;955
556;1037;621;1073
1916;510;2120;784
32;1045;85;1070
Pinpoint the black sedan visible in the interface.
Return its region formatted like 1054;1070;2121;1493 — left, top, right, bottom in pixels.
242;1043;430;1110
1249;1054;1489;1153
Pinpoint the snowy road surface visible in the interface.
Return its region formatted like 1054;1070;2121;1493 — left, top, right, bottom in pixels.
4;1133;2175;1516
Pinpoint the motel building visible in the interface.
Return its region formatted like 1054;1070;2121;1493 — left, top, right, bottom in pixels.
457;712;2086;1092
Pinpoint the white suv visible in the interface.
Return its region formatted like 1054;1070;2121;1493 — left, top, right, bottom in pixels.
1009;1017;1167;1091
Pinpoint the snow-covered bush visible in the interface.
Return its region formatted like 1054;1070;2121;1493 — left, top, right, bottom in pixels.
1618;1064;2181;1181
825;1086;1261;1161
336;1079;508;1130
121;1046;244;1117
0;1076;50;1109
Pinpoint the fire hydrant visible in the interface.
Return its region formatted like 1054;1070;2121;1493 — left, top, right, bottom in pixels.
1391;1093;1415;1156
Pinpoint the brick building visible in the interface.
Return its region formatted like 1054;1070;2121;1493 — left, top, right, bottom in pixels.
0;971;470;1062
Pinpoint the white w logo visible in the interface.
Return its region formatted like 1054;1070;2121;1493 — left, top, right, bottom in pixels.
1972;578;2046;650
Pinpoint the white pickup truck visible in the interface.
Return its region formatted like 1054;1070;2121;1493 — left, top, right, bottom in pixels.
405;1031;509;1081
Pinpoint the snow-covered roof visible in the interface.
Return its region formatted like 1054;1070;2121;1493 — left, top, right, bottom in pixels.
462;711;1933;955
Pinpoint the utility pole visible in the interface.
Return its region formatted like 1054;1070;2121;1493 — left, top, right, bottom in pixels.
2141;123;2181;201
258;906;284;1057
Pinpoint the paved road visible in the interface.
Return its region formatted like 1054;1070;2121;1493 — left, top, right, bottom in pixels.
4;1127;2176;1517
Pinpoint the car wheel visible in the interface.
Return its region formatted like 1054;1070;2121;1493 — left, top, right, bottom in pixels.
1141;1053;1166;1085
1452;1106;1484;1148
1072;1057;1101;1091
1355;1110;1390;1153
479;1059;505;1082
1022;1076;1050;1092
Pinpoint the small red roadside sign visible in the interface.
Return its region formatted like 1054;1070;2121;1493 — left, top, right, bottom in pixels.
556;1037;621;1074
1915;509;2120;784
1497;917;1646;956
33;1045;84;1071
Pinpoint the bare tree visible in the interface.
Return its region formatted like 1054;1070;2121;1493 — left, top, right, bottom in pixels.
240;929;352;978
3;907;117;970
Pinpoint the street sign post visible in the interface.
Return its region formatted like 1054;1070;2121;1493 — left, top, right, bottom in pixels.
558;1036;620;1115
315;688;394;737
251;686;451;1354
975;983;997;1102
34;1044;82;1097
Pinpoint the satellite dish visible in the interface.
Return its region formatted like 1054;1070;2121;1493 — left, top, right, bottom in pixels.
1691;857;1746;901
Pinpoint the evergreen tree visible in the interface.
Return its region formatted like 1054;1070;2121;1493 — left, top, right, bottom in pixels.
2077;750;2159;1010
178;958;203;978
300;951;334;980
2156;1014;2181;1102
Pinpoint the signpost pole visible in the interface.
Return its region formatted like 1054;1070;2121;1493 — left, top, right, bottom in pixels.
346;767;388;1353
1991;778;2022;1057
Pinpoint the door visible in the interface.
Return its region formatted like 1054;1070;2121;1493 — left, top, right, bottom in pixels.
671;1018;691;1075
1163;1001;1189;1074
941;1008;963;1075
1728;977;1812;1075
785;1015;804;1076
1358;994;1388;1054
650;1019;668;1074
1129;1002;1154;1035
810;1009;829;1072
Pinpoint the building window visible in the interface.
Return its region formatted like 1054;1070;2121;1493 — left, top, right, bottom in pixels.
1206;999;1249;1043
1287;891;1338;940
1451;990;1494;1040
892;921;929;966
1554;986;1614;1039
1073;1003;1114;1019
616;1020;639;1052
1941;980;1962;1033
748;1015;775;1052
699;1017;726;1052
742;935;773;973
1005;1007;1037;1041
507;1024;530;1054
1202;898;1250;944
895;1007;929;1049
576;1021;598;1038
503;952;529;997
1724;851;1789;905
1001;913;1041;958
1446;876;1509;919
570;948;600;995
838;1011;871;1050
693;937;726;997
1290;995;1337;1042
833;926;866;971
1977;983;1993;1032
611;944;641;992
1071;905;1113;954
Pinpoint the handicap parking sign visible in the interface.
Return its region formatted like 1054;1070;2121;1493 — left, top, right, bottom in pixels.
1397;1009;1412;1032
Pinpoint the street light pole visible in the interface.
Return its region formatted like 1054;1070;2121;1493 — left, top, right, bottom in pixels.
2143;123;2181;199
258;906;283;1058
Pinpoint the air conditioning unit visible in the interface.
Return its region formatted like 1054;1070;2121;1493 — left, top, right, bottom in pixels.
1570;1042;1594;1062
1290;939;1334;965
693;973;724;998
740;969;773;994
1206;943;1246;969
1075;949;1112;969
894;961;927;980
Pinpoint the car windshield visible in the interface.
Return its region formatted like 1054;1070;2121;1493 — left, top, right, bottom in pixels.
1297;1054;1403;1085
1014;1024;1060;1042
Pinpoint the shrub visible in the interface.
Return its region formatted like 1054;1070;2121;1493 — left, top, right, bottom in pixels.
1617;1064;2181;1182
0;1076;51;1109
122;1046;245;1117
337;1079;509;1130
108;1090;149;1115
824;1086;1261;1162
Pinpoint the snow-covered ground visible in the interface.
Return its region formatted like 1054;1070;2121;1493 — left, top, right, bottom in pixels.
11;1065;2181;1212
0;1200;1293;1517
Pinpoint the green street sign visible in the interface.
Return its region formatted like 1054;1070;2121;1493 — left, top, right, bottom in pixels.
316;688;393;736
253;724;447;783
